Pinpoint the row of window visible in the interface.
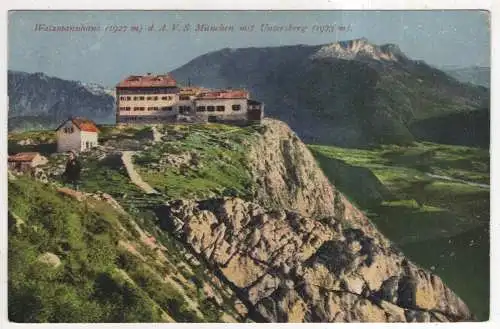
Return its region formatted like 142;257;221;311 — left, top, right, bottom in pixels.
119;116;169;122
119;104;242;112
119;95;174;101
196;104;241;112
119;106;173;111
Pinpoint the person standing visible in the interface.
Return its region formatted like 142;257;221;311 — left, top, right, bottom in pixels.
63;150;81;190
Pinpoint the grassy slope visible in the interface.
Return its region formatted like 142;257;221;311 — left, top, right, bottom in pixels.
132;123;259;200
309;142;489;320
7;125;257;323
8;175;237;323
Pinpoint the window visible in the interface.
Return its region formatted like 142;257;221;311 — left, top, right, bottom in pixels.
139;96;145;100
232;104;241;111
154;96;158;101
162;96;168;100
197;106;206;112
126;96;131;101
179;95;190;101
86;141;90;149
147;107;154;111
216;105;225;112
133;107;140;111
147;96;152;100
133;96;139;101
207;106;215;112
63;127;74;134
161;106;173;111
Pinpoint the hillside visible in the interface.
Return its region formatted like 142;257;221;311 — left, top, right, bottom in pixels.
172;38;489;147
409;108;489;148
7;70;115;132
8;120;476;322
443;66;490;88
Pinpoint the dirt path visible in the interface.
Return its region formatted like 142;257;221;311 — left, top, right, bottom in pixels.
151;125;163;143
425;173;490;189
121;151;158;194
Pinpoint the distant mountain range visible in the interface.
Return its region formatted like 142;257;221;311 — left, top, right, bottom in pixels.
443;66;490;88
8;39;490;147
172;38;489;147
8;70;115;132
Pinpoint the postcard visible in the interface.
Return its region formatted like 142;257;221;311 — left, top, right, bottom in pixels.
6;9;490;324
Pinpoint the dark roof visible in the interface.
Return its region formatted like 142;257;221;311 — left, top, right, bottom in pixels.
248;99;263;105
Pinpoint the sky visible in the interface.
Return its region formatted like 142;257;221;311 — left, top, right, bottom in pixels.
8;10;491;87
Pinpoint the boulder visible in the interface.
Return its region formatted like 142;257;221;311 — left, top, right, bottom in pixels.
37;252;61;268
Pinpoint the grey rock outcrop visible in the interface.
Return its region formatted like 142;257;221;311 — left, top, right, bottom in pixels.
158;197;471;322
154;120;473;322
248;119;337;218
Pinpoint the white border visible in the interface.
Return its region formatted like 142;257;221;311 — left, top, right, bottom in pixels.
1;1;497;329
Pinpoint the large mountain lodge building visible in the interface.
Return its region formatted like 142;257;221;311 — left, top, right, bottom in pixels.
115;73;264;124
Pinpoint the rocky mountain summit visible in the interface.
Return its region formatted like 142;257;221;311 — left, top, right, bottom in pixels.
310;38;409;63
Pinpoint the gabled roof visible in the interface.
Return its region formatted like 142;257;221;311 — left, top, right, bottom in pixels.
56;117;99;133
116;73;177;88
8;152;40;162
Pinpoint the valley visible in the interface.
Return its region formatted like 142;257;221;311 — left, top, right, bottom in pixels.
309;142;490;320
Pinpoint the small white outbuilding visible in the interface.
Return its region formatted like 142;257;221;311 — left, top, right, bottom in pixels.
56;117;99;153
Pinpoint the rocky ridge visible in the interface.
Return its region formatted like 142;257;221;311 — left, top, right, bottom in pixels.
310;38;408;63
154;119;473;322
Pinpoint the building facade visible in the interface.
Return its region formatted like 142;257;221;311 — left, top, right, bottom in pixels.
56;117;99;152
115;73;264;124
116;73;180;124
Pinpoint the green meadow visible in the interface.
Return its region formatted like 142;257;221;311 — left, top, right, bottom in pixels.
309;142;489;320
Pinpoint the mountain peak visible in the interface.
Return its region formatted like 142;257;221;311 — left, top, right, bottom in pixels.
311;38;408;62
